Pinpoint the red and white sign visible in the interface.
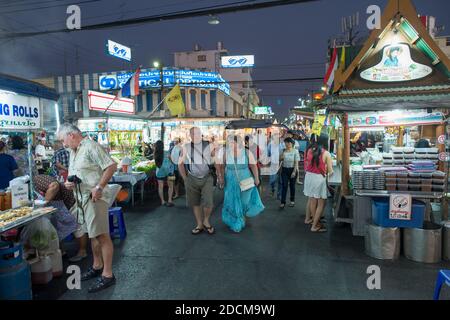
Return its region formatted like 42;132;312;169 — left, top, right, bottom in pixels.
437;135;446;145
439;152;447;162
87;90;135;115
389;194;412;220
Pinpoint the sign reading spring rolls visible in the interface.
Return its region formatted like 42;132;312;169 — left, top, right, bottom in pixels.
360;43;432;82
0;91;41;130
389;194;412;220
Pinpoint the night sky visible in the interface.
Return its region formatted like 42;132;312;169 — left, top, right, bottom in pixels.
0;0;449;119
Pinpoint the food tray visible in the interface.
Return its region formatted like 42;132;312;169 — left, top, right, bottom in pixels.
386;184;396;191
422;185;432;192
397;184;408;191
408;178;421;184
409;185;421;191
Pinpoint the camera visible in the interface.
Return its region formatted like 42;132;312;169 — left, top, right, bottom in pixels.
67;175;82;184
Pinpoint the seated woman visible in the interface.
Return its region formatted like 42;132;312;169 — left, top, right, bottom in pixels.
34;174;88;262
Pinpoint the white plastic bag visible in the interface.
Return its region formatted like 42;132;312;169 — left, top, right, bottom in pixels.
21;217;59;251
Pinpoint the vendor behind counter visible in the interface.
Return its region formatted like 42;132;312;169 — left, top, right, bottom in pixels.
408;126;431;148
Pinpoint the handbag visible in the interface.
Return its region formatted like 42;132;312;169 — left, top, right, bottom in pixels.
233;152;255;192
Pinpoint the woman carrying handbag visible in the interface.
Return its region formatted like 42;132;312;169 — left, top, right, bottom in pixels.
219;135;265;233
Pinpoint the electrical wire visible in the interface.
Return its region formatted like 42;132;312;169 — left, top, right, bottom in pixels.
0;0;101;15
0;0;318;39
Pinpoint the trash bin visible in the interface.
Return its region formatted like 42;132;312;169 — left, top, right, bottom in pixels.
442;221;450;262
365;223;400;260
403;222;442;263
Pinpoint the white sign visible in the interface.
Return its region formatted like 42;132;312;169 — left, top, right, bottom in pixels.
360;43;432;82
221;55;254;68
389;194;412;220
107;40;131;62
0;91;41;130
253;106;272;115
87;90;135;115
11;182;29;209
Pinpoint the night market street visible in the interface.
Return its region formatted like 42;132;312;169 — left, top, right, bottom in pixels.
33;189;449;300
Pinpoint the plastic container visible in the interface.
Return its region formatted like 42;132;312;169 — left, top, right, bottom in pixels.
29;255;53;285
0;241;32;300
365;224;400;260
386;184;396;191
432;179;446;185
397;184;408;191
408;172;421;178
403;222;442;263
420;172;433;179
385;172;397;178
372;198;425;228
432;185;445;192
433;171;446;179
408;178;421;184
397;178;408;184
397;172;408;178
421;185;432;192
386;178;396;184
409;185;421;191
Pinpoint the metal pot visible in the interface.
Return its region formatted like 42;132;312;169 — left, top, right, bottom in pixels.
365;223;400;260
403;222;442;263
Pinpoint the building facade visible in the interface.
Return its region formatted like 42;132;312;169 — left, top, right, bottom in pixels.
174;42;261;118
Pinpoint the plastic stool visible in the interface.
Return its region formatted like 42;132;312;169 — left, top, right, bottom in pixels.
108;207;127;240
63;234;74;242
433;270;450;300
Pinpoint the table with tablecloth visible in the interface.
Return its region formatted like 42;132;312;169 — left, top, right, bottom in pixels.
109;172;147;206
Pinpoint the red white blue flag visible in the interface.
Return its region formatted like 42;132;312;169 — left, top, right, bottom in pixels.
118;67;141;98
323;46;338;95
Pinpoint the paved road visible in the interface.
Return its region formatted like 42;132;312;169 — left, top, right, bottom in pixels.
33;187;450;300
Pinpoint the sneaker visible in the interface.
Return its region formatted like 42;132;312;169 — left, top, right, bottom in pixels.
81;267;103;281
88;275;116;293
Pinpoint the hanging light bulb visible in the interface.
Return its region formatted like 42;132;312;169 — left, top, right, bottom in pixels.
208;15;220;25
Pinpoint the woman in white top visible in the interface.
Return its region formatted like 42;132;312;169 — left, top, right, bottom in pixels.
279;137;300;209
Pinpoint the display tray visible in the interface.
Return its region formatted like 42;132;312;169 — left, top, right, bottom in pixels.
355;190;444;199
0;207;57;233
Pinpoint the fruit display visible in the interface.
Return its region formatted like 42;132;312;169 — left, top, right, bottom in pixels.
0;206;55;229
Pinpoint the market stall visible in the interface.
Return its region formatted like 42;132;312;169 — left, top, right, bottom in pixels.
325;0;450;261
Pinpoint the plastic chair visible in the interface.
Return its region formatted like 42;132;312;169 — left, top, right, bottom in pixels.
108;207;127;240
433;270;450;300
107;184;122;208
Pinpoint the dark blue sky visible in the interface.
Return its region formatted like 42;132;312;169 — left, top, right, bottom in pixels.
0;0;449;118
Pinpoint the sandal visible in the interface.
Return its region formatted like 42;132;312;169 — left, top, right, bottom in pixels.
166;202;175;207
311;223;327;232
191;227;204;235
304;219;313;225
204;225;215;235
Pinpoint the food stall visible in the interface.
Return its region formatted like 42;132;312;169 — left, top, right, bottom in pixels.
325;0;450;261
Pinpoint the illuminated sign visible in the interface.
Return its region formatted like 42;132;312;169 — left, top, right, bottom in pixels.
0;91;41;130
360;43;432;82
221;55;255;68
87;90;135;115
253;106;272;115
99;69;230;96
348;110;443;127
107;40;131;61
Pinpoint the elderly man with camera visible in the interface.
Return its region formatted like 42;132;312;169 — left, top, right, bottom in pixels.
57;123;117;293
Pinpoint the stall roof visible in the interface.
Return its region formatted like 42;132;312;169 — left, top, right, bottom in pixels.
0;73;59;101
329;0;450;112
225;119;288;130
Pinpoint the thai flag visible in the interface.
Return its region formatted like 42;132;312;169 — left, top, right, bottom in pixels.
118;67;141;98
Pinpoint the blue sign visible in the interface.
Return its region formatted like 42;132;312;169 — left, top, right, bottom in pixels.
99;69;230;95
107;40;131;62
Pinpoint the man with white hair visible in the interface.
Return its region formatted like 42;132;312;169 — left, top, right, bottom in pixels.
57;122;117;293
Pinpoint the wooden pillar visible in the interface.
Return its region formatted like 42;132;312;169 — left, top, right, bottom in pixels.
342;113;350;196
397;127;404;146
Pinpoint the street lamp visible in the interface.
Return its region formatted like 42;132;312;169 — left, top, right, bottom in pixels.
153;60;164;140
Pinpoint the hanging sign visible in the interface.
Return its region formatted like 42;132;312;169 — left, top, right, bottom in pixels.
106;40;131;62
348;110;443;127
360;43;432;82
87;90;135;115
389;194;412;220
0;91;41;130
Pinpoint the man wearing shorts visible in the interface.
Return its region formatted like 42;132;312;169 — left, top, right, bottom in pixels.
58;123;117;293
178;127;222;235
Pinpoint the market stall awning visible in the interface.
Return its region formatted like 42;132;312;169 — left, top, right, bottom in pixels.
329;92;450;112
225;119;287;130
0;73;59;101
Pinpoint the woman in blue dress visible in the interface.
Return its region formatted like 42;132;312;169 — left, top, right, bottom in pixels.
219;135;265;233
